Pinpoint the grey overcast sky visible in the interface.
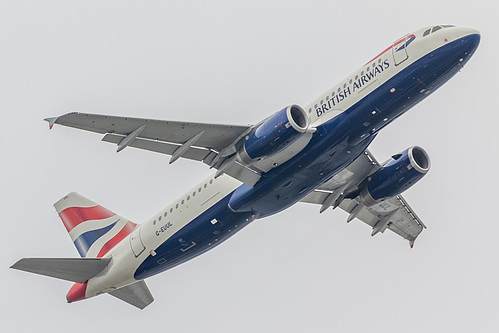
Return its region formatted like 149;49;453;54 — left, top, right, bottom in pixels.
1;1;497;332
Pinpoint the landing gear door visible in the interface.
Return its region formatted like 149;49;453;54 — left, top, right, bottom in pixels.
392;35;409;66
130;227;145;257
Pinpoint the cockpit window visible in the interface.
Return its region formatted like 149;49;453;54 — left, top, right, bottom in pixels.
424;25;455;37
432;26;442;33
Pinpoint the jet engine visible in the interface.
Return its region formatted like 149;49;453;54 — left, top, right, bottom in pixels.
238;105;310;164
360;146;430;206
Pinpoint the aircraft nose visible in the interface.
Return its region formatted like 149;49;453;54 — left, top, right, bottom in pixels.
456;26;480;38
454;26;481;44
449;26;480;62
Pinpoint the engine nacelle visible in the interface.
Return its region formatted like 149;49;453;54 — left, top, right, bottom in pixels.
360;146;430;206
238;105;310;164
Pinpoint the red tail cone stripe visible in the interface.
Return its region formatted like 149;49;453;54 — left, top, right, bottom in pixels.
59;205;116;232
67;281;88;303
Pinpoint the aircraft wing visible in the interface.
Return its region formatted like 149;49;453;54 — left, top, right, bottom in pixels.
46;112;262;186
301;150;426;247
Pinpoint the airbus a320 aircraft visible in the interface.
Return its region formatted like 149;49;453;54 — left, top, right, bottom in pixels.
12;25;480;309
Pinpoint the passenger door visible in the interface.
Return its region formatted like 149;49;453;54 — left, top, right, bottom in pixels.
392;35;409;66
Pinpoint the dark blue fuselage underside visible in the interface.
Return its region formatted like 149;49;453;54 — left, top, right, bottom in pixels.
134;34;480;280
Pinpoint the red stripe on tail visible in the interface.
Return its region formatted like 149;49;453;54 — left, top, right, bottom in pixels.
96;221;137;258
59;206;116;232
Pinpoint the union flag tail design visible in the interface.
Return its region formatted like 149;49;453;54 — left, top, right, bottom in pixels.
54;192;137;258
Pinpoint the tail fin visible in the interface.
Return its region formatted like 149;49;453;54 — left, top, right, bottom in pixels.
54;192;137;258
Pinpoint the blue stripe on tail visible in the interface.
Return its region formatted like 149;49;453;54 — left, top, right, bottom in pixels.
73;220;119;257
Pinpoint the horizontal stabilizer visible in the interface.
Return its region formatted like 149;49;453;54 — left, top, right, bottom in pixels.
10;257;111;283
108;280;154;309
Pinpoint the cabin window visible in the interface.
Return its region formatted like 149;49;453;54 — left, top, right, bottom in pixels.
170;208;173;213
164;212;167;217
181;200;184;205
210;179;213;184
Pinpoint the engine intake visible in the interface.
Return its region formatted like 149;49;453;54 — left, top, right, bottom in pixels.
361;146;430;206
239;105;310;164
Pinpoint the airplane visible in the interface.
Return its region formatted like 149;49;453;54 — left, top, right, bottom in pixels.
11;25;480;309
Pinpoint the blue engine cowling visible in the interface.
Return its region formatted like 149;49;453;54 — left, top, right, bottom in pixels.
238;105;310;164
360;146;430;206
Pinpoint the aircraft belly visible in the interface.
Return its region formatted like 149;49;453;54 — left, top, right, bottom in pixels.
134;193;253;280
